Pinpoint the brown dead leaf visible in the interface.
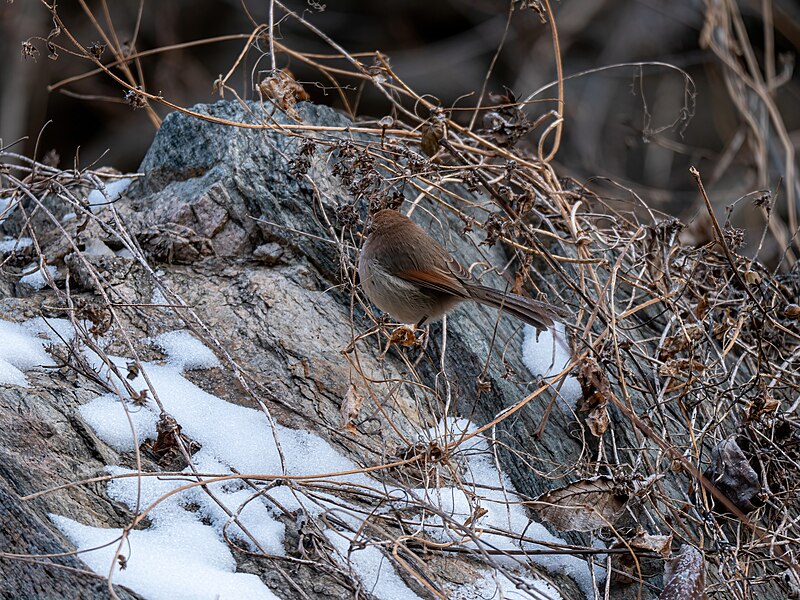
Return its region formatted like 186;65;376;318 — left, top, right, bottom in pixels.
784;303;800;319
629;530;673;558
258;69;310;120
129;389;149;407
744;387;780;421
659;545;705;600
658;358;706;379
658;324;704;361
611;529;673;584
126;360;141;380
526;476;628;532
577;357;611;436
694;293;709;319
341;384;365;434
703;438;761;513
152;414;182;455
585;405;609;437
420;120;445;157
743;270;761;285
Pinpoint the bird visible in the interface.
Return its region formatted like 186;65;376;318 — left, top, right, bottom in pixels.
357;209;563;331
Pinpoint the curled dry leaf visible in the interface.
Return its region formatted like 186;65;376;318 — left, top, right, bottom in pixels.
151;413;189;457
577;356;611;436
611;529;673;584
743;270;761;285
784;303;800;319
341;384;365;434
481;90;532;148
744;387;780;421
658;323;704;361
526;475;629;532
420;120;445;157
389;324;418;347
629;530;672;558
703;437;761;513
658;358;706;379
659;545;705;600
258;69;310;121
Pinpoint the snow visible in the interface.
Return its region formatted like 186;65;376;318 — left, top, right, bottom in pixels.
0;360;28;387
51;514;280;600
0;196;16;223
87;177;132;212
57;333;596;599
152;330;220;371
24;316;76;343
0;318;60;387
81;351;372;482
20;263;58;290
520;524;603;599
79;393;159;452
522;322;581;407
66;337;377;597
327;529;421;600
450;569;561;600
389;419;595;599
0;237;32;252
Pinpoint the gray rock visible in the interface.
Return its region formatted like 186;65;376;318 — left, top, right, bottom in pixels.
0;99;791;599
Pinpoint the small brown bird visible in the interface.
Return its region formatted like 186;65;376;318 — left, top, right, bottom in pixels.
358;209;562;330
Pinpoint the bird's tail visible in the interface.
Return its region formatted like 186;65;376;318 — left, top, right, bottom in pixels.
466;285;567;331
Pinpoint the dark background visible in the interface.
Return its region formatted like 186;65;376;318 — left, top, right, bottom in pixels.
2;0;799;220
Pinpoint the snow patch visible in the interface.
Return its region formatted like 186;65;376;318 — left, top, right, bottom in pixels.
152;330;220;371
63;343;598;598
327;529;421;600
87;177;132;212
20;263;58;290
0;237;32;253
0;318;60;387
449;568;562;600
51;514;280;600
522;322;581;406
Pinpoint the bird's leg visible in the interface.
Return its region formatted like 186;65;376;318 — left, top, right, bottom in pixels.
416;324;431;351
414;315;430;348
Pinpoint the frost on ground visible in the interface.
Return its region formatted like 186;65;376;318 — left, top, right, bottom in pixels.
0;322;596;599
522;322;581;407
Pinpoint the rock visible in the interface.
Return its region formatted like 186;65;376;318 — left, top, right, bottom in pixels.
0;99;793;599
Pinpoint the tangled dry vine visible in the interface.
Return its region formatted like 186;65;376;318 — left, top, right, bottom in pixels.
1;1;798;599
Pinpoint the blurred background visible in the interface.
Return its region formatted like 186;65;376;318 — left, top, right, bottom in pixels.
1;0;799;227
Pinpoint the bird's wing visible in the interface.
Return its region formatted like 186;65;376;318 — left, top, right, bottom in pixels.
394;265;470;298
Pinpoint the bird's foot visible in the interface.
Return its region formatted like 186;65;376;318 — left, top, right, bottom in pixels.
389;324;418;347
378;324;427;358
